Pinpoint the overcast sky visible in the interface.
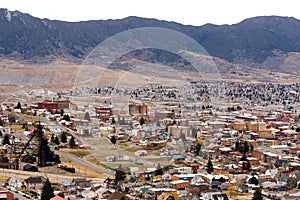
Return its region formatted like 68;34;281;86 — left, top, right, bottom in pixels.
0;0;299;26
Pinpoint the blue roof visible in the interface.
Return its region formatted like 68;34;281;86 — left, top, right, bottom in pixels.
172;154;184;160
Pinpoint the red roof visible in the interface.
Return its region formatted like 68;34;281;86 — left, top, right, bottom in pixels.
50;196;65;200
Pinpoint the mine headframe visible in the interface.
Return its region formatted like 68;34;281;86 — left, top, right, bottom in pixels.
15;122;59;169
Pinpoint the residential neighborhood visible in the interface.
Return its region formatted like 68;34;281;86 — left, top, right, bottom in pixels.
0;81;299;199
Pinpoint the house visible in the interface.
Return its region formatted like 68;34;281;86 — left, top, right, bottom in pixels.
172;167;192;175
129;102;147;116
275;172;289;184
286;173;300;189
172;154;184;164
72;178;91;188
52;99;71;110
23;163;38;172
170;180;190;190
60;179;73;188
190;175;205;185
185;163;200;172
211;193;229;200
8;176;22;188
21;154;37;164
157;192;175;200
38;101;59;114
202;190;227;200
107;191;128;200
211;181;222;189
236;184;249;193
0;154;10;168
81;189;97;199
50;196;65;200
95;106;112;122
0;191;14;200
146;140;167;149
95;187;114;199
24;176;46;190
263;152;279;163
185;184;209;196
209;121;227;129
147;188;178;200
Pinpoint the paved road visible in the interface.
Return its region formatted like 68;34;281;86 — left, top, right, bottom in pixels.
51;120;164;170
55;150;114;177
64;127;158;168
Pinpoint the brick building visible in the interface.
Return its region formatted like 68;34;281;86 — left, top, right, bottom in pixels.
0;191;14;200
129;102;147;116
95;106;112;122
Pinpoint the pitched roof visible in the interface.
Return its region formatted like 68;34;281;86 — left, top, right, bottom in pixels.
25;176;46;184
50;196;65;200
107;191;127;200
212;194;229;200
157;192;174;200
172;154;184;160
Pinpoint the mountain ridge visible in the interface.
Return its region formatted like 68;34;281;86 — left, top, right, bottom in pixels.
1;8;300;71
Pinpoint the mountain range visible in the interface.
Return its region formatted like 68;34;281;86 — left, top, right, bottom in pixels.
1;8;300;72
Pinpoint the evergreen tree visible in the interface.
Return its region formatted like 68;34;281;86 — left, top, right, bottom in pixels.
155;163;163;176
242;161;251;171
252;189;263;200
54;135;60;145
238;143;244;153
206;159;214;174
60;109;64;116
243;141;249;154
15;102;21;109
139;117;145;126
241;154;248;161
195;143;202;156
111;117;116;125
41;178;54;200
219;177;226;183
235;140;240;151
172;119;176;125
69;136;76;148
115;164;126;184
3;134;10;145
250;144;254;152
248;175;259;185
51;134;55;143
84;112;91;122
61;131;67;143
62;114;71;121
110;135;117;145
